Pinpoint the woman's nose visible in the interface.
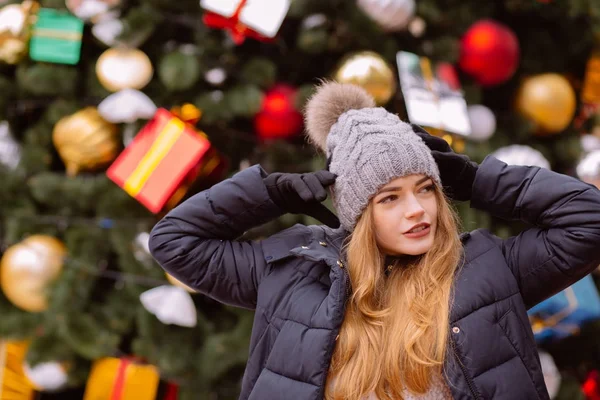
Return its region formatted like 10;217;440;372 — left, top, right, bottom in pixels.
404;196;425;219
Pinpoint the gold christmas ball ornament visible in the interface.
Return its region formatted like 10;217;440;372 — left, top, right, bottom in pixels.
332;51;397;106
0;235;66;313
515;73;576;135
0;0;39;64
53;107;119;176
96;48;154;92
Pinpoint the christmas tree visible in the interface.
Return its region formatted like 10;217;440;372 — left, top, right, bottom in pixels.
0;0;600;398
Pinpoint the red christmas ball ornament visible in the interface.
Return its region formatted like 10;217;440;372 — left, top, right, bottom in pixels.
459;19;520;86
254;84;303;141
584;370;600;400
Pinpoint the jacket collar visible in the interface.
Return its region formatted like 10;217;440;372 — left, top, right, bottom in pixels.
262;224;347;266
292;225;348;264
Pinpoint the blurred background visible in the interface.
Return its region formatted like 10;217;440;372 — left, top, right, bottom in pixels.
1;0;600;399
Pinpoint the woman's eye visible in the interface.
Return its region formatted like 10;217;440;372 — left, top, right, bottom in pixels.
379;195;397;204
419;184;435;193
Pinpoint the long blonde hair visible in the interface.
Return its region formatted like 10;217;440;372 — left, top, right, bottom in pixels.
326;185;463;400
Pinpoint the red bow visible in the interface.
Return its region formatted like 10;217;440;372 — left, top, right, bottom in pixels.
202;0;275;45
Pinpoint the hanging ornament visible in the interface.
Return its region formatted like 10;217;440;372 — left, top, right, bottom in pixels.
53;107;119;176
0;340;37;399
466;105;496;142
65;0;120;22
91;14;123;47
356;0;415;32
0;121;22;170
201;0;290;45
0;0;39;64
140;285;197;327
254;84;303;141
0;235;66;313
166;273;195;293
538;350;561;399
491;145;550;169
98;89;157;123
583;370;600;400
96;48;153;92
333;51;396;106
24;361;69;392
515;73;576;135
459;19;520;86
576;150;600;188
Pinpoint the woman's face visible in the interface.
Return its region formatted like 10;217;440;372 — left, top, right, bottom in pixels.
371;174;438;256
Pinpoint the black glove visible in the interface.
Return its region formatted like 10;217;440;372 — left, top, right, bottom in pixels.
264;170;340;228
411;124;478;201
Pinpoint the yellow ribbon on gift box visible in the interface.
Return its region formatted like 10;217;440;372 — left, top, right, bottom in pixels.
32;28;82;41
123;118;185;197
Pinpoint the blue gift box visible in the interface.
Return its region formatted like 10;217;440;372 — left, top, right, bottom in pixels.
528;275;600;342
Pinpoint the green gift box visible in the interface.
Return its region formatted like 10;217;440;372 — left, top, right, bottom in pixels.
30;8;84;65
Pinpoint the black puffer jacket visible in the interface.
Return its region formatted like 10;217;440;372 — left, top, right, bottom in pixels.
149;156;600;399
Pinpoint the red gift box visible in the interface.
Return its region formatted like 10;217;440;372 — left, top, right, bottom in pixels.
107;109;212;213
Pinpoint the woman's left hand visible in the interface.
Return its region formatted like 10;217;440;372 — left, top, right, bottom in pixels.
411;124;478;202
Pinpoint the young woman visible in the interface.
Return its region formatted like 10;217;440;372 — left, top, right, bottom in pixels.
149;82;600;400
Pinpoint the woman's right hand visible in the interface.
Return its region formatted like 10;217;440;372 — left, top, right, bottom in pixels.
264;170;340;228
411;124;478;202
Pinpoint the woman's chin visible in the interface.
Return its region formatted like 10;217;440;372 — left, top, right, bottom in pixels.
394;239;434;256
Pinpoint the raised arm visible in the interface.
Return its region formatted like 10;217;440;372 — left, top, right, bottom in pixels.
148;165;338;309
471;156;600;308
148;165;282;309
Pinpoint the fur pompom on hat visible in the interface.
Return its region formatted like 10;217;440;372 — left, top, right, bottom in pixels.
304;81;441;232
304;82;375;152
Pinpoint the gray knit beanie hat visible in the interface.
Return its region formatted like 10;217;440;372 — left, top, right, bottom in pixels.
304;81;441;232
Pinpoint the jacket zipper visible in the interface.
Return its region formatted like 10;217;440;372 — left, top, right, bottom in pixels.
344;270;351;299
450;335;478;399
317;261;351;399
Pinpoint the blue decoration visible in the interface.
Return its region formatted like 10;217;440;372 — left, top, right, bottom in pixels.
528;275;600;342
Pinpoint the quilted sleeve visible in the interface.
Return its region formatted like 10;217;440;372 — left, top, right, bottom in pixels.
470;155;600;308
148;165;283;309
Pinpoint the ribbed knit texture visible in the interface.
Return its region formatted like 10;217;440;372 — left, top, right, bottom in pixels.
326;107;441;231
